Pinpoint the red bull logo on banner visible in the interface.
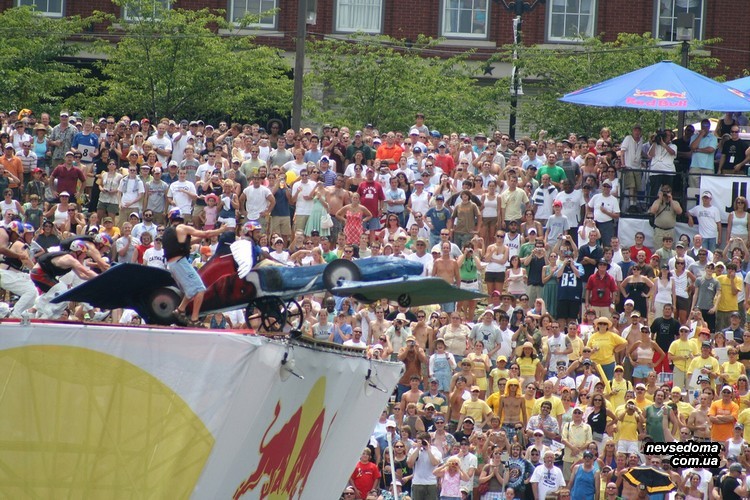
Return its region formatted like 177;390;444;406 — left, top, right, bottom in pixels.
626;89;688;108
233;377;334;499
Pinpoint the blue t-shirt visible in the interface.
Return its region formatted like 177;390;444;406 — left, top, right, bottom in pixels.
71;132;99;164
271;186;291;217
557;262;584;301
426;206;451;235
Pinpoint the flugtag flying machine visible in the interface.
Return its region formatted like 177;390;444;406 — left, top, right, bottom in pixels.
54;242;486;330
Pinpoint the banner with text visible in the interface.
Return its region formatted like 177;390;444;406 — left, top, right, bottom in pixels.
699;175;749;224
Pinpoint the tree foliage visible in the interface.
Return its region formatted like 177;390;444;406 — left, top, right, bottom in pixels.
0;7;93;113
75;0;292;122
495;33;721;138
305;35;507;134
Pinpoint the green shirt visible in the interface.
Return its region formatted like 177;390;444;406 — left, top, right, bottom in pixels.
536;165;567;184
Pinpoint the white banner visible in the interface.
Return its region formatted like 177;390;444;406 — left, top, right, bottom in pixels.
0;322;403;499
699;175;749;224
617;219;698;249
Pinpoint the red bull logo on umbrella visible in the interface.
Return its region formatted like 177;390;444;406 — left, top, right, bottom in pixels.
626;89;688;108
233;377;335;500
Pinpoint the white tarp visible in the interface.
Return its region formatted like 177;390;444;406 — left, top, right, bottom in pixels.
699;175;749;223
0;322;402;499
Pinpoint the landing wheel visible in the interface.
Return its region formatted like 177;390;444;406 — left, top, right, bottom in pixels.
147;287;181;325
323;259;361;292
246;297;303;333
397;293;411;307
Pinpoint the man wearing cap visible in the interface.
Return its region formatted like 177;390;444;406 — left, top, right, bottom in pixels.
469;309;502;358
459;385;492;427
419;379;448;418
48;111;76;170
720;462;749;499
649;185;681;248
49;150;85;203
585;259;618;319
688;339;721;386
356;167;385;238
709;384;739;442
688;118;717;188
117;162;146;227
433;140;455;175
716;262;743;331
688;190;722;251
614;398;643;454
668;325;700;389
587;178;620;247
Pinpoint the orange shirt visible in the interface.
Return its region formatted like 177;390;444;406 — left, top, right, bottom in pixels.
0;155;23;188
709;399;739;442
375;144;404;169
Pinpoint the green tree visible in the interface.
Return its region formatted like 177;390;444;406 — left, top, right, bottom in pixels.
305;34;507;133
77;0;292;122
0;7;93;112
496;33;721;138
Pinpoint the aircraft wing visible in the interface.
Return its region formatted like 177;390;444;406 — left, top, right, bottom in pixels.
52;263;176;311
331;276;487;308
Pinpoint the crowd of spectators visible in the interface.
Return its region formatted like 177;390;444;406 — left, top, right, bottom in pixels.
2;109;750;499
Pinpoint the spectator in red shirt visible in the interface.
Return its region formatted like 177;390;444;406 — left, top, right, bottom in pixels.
357;168;385;239
50;151;86;202
350;448;380;499
628;231;652;262
433;141;455;175
585;259;619;319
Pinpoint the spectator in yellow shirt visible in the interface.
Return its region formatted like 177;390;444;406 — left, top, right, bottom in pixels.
687;341;721;388
668;325;700;389
587;317;628;379
721;348;745;386
459;385;493;427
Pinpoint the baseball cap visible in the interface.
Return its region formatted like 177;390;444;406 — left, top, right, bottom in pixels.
553;200;562;207
702;191;712;199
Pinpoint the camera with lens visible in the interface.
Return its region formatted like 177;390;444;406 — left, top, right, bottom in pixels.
654;129;667;142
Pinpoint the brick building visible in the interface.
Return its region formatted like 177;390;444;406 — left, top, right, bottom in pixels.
6;0;747;74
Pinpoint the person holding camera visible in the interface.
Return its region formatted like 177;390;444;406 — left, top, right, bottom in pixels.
406;432;442;500
647;129;677;202
648;185;682;249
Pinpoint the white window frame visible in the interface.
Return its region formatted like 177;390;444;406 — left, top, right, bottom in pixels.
440;0;490;40
546;0;597;42
16;0;64;18
228;0;278;29
654;0;705;43
335;0;383;34
122;0;171;22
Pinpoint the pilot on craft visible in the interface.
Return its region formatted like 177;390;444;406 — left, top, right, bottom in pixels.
30;239;99;318
164;208;231;326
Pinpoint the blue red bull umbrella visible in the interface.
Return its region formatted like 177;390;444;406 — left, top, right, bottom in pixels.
560;61;750;111
726;75;750;94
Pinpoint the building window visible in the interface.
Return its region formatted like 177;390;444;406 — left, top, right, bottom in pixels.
441;0;489;39
16;0;64;17
548;0;596;41
655;0;704;42
123;0;171;21
229;0;278;29
335;0;383;33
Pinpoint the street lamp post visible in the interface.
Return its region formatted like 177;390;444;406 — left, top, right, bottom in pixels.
499;0;545;140
675;12;694;139
292;0;317;132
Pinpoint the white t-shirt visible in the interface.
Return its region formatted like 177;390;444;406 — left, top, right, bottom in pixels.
410;446;443;485
147;134;173;166
530;464;566;500
588;193;620;223
688;204;722;239
292;180;315;216
118;176;145;208
555;189;586;226
575;373;601;393
167;180;197;214
143;247;166;268
242;184;273;220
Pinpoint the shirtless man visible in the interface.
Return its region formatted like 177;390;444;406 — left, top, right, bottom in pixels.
401;375;424;413
498;378;527;444
432;241;460;312
687;393;712;441
368;305;391;345
396;336;427;401
448;376;470;430
450;359;476;392
325;175;350;241
411;309;435;353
